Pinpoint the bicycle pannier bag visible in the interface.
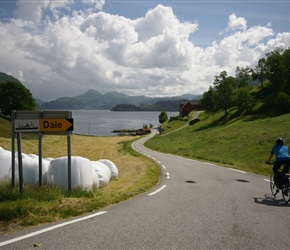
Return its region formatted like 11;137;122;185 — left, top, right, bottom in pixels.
274;172;289;189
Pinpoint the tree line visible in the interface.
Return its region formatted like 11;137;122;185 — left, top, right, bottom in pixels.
111;99;189;112
199;47;290;116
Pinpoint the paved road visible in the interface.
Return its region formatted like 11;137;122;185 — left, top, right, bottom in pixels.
1;131;290;249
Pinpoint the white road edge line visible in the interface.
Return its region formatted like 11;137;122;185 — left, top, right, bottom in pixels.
0;211;108;247
204;162;216;166
228;168;246;174
148;185;166;196
162;165;166;169
264;179;270;183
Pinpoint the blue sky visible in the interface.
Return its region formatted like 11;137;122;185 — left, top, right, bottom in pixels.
103;1;290;46
0;0;290;101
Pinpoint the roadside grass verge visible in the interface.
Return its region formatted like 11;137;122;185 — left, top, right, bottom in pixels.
0;131;160;234
145;111;290;177
159;112;193;134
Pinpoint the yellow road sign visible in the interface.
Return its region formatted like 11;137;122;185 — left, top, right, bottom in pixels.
39;118;73;132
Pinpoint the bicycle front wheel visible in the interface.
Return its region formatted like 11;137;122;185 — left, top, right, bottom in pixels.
270;172;276;196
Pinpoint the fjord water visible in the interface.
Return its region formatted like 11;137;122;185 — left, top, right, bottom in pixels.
72;110;179;136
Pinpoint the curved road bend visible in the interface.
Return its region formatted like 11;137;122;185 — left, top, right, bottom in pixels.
1;131;290;249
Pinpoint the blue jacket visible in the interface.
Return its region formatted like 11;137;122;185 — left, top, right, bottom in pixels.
271;145;290;161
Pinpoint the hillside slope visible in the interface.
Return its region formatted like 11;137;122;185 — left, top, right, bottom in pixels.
0;72;21;84
145;111;290;176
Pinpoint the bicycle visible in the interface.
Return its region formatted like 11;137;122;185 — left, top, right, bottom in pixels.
266;162;290;203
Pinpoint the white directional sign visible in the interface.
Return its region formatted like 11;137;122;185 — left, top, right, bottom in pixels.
14;119;39;132
12;111;73;133
14;118;73;133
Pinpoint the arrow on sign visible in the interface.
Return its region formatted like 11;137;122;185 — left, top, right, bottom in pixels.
39;118;73;132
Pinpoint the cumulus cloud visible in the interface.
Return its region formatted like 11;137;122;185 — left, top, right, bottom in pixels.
13;0;75;23
82;0;105;10
13;0;49;22
227;13;247;31
1;3;290;100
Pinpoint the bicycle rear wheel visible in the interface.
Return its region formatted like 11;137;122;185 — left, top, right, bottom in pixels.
282;187;290;203
270;172;277;196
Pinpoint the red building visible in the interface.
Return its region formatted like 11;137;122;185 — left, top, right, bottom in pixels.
179;101;199;117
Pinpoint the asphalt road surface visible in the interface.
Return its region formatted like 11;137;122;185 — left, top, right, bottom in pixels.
1;131;290;249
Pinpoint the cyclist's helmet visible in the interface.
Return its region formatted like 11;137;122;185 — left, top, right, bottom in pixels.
276;137;284;145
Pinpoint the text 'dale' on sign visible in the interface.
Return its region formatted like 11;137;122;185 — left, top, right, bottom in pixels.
39;118;73;132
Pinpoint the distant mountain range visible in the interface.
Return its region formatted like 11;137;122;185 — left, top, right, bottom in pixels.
0;72;201;111
41;90;201;111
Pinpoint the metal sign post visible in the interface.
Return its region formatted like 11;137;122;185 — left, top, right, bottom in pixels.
17;132;24;194
38;132;43;186
11;111;16;188
38;111;43;187
11;110;74;193
67;132;72;193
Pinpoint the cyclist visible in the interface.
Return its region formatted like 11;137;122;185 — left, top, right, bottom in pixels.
266;137;290;173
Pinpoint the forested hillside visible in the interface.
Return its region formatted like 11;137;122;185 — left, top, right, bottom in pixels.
0;72;21;84
199;47;290;117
